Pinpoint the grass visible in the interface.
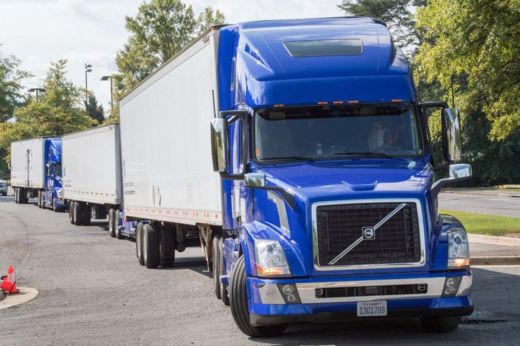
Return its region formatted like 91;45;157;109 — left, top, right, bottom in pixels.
440;210;520;236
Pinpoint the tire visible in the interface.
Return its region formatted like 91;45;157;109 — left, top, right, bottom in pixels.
230;256;287;337
143;224;159;269
73;202;83;226
213;236;222;299
136;222;145;265
37;191;43;208
420;316;461;333
114;210;123;239
82;205;91;225
159;225;175;267
220;238;230;306
14;188;18;203
108;209;116;237
69;201;75;224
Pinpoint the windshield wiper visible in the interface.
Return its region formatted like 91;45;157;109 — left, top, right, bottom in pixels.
332;151;397;158
260;156;318;162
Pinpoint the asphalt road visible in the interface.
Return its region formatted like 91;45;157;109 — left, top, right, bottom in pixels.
439;192;520;218
1;195;520;345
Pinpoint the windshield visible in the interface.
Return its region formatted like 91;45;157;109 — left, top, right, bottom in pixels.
254;104;423;162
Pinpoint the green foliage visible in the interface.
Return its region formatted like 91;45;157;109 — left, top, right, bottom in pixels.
338;0;423;56
115;0;224;92
0;50;30;122
415;0;520;141
0;60;95;168
85;94;105;124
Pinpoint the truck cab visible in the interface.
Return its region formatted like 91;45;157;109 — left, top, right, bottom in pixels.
210;17;473;336
41;138;65;211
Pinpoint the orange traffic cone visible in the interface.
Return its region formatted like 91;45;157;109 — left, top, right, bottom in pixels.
1;265;18;294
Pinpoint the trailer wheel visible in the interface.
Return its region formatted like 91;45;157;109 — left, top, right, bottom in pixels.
143;224;159;269
420;316;461;333
82;205;91;225
212;236;221;299
159;224;175;267
230;256;287;337
73;202;83;226
220;238;230;306
108;209;116;237
69;201;75;224
136;222;145;265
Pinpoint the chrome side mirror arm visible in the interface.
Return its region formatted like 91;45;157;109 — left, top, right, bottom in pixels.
431;163;472;196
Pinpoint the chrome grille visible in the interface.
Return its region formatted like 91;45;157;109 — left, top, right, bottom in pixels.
315;201;422;267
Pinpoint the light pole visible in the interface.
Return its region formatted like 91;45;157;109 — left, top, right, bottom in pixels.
84;63;92;104
28;87;46;102
101;75;114;116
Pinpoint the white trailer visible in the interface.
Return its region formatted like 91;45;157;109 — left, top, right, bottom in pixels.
11;138;45;204
119;32;221;268
62;125;123;234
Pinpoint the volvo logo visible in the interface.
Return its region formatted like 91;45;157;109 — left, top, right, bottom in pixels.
362;227;375;240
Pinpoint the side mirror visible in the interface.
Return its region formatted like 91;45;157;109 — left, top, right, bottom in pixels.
431;163;472;196
210;118;227;173
441;108;462;163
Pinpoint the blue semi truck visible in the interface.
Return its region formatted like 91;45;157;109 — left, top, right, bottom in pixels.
119;17;473;337
11;137;66;211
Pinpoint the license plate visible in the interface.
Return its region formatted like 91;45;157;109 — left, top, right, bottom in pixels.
357;301;387;317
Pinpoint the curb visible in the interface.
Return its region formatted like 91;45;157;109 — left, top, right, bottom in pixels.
472;256;520;265
468;234;520;247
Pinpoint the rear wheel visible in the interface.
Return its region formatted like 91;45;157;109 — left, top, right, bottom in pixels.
108;209;116;237
136;222;145;265
69;201;75;224
82;205;91;225
159;224;175;267
213;236;221;300
230;256;287;337
73;202;83;226
143;224;159;269
420;316;461;333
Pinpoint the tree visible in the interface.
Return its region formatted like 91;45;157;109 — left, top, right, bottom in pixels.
0;60;95;169
85;94;105;124
415;0;520;141
414;0;520;185
116;0;224;92
338;0;424;56
0;50;30;122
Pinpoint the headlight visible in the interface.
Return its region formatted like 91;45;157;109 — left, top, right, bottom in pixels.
447;228;470;269
254;239;290;277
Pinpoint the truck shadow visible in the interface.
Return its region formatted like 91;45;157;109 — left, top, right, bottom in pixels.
249;267;520;344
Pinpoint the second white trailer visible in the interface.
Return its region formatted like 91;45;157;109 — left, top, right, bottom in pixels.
62;124;123;235
119;31;221;269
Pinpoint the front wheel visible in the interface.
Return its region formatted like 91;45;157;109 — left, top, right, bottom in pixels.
230;256;287;337
420;316;461;333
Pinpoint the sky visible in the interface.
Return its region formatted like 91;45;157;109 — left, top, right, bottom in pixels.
0;0;343;113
